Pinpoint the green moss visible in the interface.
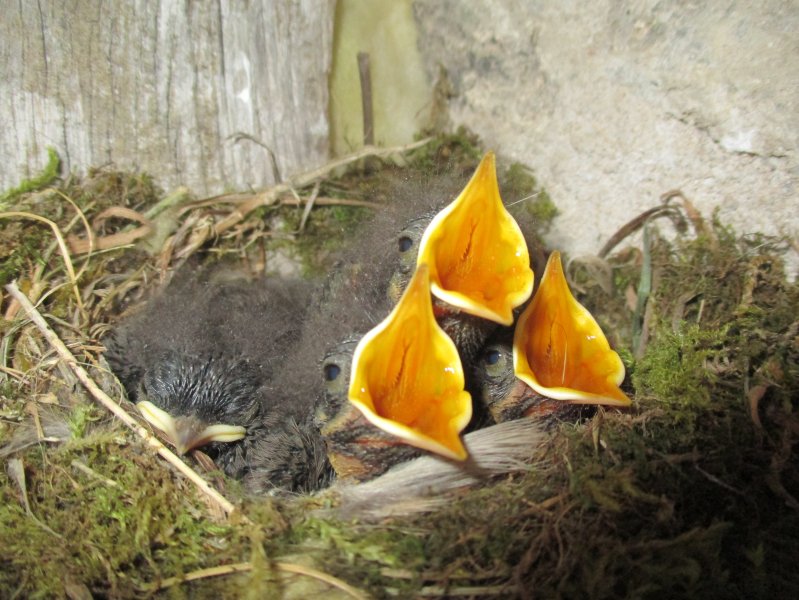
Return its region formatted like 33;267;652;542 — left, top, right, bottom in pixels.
408;126;483;174
634;325;723;415
0;433;245;598
502;162;558;233
299;516;425;569
283;204;372;277
66;403;103;439
0;228;48;287
0;147;61;205
330;204;369;227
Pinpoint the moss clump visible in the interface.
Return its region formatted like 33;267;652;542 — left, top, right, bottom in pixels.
0;423;243;598
0;147;61;205
409;125;483;175
64;167;161;213
0;228;48;287
503;161;558;234
288;204;372;276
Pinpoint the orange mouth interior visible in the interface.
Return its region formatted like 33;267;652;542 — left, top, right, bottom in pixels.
416;152;534;326
513;251;631;406
349;264;472;460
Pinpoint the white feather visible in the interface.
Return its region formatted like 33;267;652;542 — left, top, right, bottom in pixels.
326;417;547;519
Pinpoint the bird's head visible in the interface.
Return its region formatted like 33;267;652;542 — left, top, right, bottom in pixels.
386;152;535;360
136;352;259;455
347;264;473;460
474;336;595;426
412;152;534;326
316;337;421;482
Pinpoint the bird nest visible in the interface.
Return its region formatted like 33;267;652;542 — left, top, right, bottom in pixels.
1;133;797;599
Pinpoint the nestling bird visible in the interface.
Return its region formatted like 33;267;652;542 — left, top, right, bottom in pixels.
472;251;632;426
103;263;330;490
298;153;545;476
238;411;333;494
330;152;539;469
268;172;468;481
314;336;422;482
346;264;473;462
512;251;631;408
474;332;594;425
385;152;536;363
329;416;549;520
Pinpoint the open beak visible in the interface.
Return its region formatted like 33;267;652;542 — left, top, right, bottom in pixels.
416;152;534;326
348;264;472;460
136;400;246;455
512;252;631;406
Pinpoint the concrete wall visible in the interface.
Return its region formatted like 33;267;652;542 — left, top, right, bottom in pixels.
413;0;798;273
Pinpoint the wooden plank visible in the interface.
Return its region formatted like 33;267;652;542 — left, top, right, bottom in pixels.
0;0;335;196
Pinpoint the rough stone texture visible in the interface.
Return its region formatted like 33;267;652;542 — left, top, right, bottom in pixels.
1;0;334;196
413;0;798;274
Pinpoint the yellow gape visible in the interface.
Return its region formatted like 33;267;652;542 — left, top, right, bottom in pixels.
416;152;534;325
513;251;631;406
349;264;472;460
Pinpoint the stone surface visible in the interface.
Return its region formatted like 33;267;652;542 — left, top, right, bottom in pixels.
413;0;798;275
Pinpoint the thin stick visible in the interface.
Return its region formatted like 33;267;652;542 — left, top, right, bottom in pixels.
146;560;370;599
281;196;382;209
189;194;381;210
298;181;321;233
293;137;432;183
71;459;121;488
0;212;84;312
598;205;675;258
277;562;370;600
4;281;243;520
358;52;375;146
389;584;515;597
202;138;432;240
67;206;153;254
53;189;95;279
228;132;282;182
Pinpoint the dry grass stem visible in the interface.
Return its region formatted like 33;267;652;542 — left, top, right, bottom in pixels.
53;189;96;270
147;561;370;599
298;181;321;233
203;138;432;239
68;206;153;254
4;281;244;521
0;211;84;313
70;459;121;488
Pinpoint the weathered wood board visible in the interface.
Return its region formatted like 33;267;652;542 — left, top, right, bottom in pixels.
1;0;335;196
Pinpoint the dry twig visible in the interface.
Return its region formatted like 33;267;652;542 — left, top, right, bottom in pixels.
177;138;432;259
67;206;153;254
0;212;84;313
4;281;244;521
144;560;370;599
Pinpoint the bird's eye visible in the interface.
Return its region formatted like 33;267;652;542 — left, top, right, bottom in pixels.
482;346;508;377
484;349;501;365
323;363;341;382
398;236;414;253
